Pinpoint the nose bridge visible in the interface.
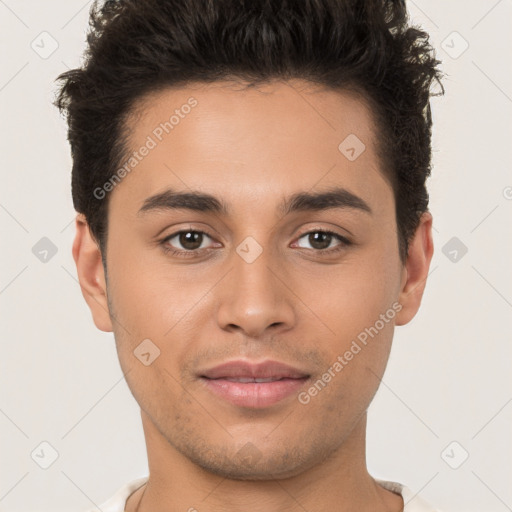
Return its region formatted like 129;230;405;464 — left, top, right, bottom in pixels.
215;241;295;337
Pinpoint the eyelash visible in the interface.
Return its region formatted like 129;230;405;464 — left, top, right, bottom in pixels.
160;229;352;258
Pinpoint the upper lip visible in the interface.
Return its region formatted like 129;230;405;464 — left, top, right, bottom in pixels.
199;360;310;380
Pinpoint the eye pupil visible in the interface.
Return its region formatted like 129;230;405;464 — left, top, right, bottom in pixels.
309;232;331;250
179;231;203;250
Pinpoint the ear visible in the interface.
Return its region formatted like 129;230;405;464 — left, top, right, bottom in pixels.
395;211;434;326
72;213;113;332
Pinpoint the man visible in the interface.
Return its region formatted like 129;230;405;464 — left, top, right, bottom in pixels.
55;0;444;510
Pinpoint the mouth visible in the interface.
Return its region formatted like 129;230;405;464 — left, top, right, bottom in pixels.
198;359;310;408
218;377;298;383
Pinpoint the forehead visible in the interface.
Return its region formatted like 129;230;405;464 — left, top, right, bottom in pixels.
128;79;377;154
110;79;392;215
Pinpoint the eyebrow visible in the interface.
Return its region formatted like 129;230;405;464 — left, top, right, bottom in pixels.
137;186;372;217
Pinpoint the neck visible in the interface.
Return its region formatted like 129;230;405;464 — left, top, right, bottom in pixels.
129;411;402;512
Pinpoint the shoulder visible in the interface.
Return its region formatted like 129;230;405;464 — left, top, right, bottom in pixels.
83;476;149;512
377;479;443;512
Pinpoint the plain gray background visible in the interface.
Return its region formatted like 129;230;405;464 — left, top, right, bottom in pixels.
1;1;511;511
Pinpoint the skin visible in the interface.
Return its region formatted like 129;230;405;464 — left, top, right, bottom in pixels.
73;79;433;512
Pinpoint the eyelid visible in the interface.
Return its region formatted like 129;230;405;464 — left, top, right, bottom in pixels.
294;226;350;239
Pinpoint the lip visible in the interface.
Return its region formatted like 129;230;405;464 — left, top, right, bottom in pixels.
199;360;310;380
199;359;310;408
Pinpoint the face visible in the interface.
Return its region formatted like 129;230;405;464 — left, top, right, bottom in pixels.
75;79;432;480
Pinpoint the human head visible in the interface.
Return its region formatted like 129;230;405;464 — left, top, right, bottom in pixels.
55;0;443;268
55;0;442;492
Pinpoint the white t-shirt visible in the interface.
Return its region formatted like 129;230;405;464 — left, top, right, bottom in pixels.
85;476;441;511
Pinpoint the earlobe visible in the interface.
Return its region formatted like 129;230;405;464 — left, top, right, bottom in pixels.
72;214;113;332
395;211;434;326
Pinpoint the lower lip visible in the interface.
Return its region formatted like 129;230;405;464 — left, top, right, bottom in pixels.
201;377;309;408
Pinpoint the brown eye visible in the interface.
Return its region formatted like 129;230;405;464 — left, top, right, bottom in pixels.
164;230;212;251
296;230;348;251
307;232;332;250
178;231;203;250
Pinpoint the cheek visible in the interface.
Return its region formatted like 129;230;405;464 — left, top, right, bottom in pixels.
106;236;196;337
106;247;224;387
298;250;400;339
295;246;401;398
300;259;400;411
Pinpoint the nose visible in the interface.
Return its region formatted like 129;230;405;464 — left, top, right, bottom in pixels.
215;248;296;339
